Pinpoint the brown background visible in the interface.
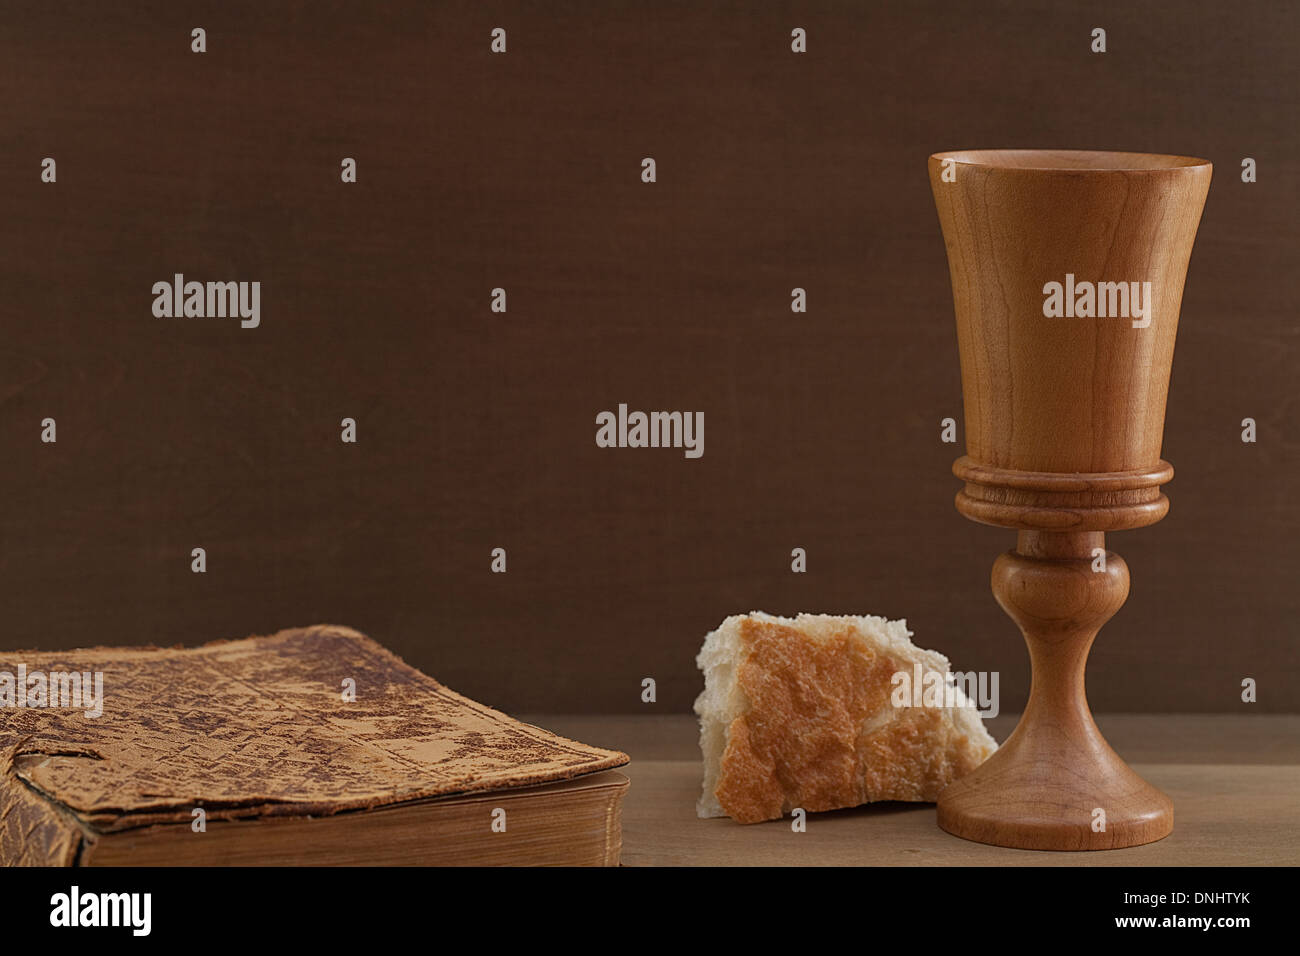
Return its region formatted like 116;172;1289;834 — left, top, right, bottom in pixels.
2;0;1296;714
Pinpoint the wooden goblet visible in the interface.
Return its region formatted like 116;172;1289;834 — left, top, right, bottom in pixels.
928;149;1212;850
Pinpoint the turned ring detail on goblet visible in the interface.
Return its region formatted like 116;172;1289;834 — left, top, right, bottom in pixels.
929;149;1212;850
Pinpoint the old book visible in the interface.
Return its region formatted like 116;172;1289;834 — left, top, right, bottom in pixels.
0;625;628;866
695;612;997;824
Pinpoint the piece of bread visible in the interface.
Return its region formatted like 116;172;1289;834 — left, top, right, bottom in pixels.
694;612;997;824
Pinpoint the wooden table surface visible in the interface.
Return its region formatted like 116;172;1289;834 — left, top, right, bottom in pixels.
527;714;1300;866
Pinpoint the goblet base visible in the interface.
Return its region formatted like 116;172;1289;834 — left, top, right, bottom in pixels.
937;716;1173;850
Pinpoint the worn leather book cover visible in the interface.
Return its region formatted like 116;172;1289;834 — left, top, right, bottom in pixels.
0;625;628;865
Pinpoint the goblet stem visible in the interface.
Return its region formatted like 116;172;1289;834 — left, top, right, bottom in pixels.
936;531;1173;850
